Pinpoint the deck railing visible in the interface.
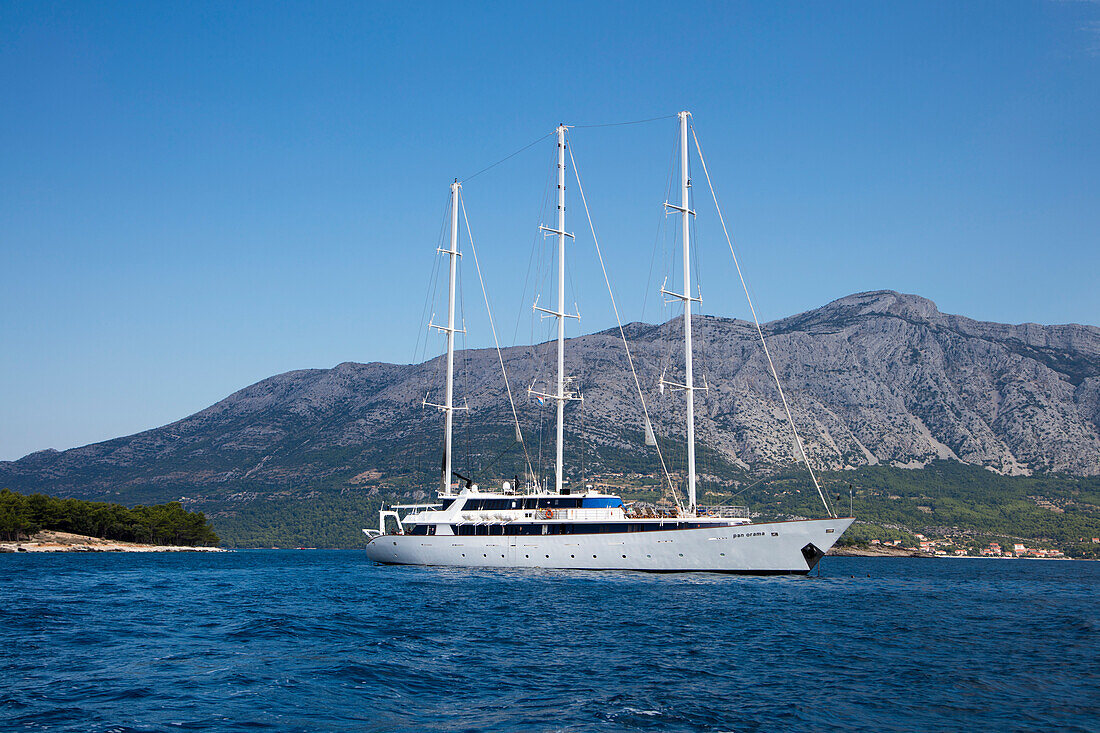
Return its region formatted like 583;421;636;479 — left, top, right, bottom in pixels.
695;505;750;518
623;507;688;519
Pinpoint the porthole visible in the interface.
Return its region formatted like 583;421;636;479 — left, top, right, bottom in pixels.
525;554;529;558
621;555;627;559
679;553;684;557
570;554;575;558
461;553;465;557
646;554;652;558
545;554;550;558
483;554;487;557
592;554;597;559
720;553;725;557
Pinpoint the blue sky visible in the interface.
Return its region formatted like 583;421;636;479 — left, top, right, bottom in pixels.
2;0;1098;461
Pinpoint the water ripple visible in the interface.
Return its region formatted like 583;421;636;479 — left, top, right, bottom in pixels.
1;552;1097;732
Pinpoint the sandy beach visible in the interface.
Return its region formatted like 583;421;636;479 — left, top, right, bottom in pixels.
0;530;225;553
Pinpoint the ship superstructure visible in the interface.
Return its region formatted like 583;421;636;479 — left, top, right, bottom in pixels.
363;113;853;573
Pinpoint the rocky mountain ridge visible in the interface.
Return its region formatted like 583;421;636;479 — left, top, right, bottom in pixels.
2;290;1098;505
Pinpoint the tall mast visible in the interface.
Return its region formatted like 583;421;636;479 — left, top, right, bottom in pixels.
679;110;697;513
554;124;567;495
530;126;578;493
441;180;461;495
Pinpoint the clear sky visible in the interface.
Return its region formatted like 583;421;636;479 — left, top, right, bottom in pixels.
2;0;1098;461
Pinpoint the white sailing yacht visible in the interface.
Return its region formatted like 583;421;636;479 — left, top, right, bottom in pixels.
363;113;854;573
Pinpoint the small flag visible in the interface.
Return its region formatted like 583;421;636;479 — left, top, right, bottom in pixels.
536;396;546;407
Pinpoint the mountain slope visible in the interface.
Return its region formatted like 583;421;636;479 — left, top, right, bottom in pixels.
2;291;1098;509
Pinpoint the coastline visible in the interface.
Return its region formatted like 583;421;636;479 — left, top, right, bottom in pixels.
0;530;225;553
829;545;929;558
829;545;1089;560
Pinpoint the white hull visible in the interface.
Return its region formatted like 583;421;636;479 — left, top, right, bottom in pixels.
365;517;854;574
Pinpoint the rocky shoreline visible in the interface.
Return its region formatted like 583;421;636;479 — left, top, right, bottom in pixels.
828;545;930;558
0;530;225;553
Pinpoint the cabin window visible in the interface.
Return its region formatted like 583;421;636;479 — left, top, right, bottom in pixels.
581;497;624;509
444;520;726;537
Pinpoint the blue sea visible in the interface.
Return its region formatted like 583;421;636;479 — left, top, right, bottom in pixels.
1;552;1097;732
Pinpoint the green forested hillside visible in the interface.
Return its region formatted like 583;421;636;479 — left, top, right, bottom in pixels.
692;461;1100;558
197;461;1100;556
0;489;220;546
207;493;382;549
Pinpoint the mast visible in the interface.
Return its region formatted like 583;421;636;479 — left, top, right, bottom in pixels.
441;180;461;495
659;112;701;512
679;111;697;513
554;124;567;494
530;126;578;493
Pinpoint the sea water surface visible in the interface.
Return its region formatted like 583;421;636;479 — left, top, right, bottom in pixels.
1;552;1097;732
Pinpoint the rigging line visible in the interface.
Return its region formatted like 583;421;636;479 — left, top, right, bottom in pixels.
692;200;713;498
511;227;539;348
566;138;682;511
513;147;556;347
427;259;448;406
689;121;835;519
414;202;450;373
572;113;679;129
459;192;538;488
481;439;519;474
641;129;680;324
537;390;545;489
423;196;452;403
690;193;710;403
657;125;680;383
412;197;451;366
727;472;775;500
459;254;471;473
463;131;555;183
579;357;585;488
527;147;558;393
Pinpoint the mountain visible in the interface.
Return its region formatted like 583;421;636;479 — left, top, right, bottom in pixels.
2;291;1099;515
